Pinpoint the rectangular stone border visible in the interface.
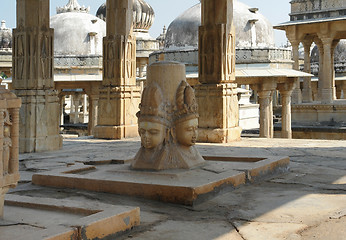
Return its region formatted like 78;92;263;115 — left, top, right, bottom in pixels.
32;156;289;206
3;195;140;240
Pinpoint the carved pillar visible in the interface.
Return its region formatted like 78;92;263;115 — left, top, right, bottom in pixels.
94;0;141;139
196;0;241;143
72;93;80;124
331;40;339;100
290;40;302;104
319;37;333;104
278;81;295;139
252;81;276;138
59;94;65;126
302;39;313;102
315;39;324;101
13;0;61;152
88;94;99;136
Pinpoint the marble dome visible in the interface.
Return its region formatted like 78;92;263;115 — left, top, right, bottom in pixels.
164;0;275;50
96;0;155;33
51;0;106;56
0;20;12;50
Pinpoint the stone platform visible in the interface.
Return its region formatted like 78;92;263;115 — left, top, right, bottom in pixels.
3;137;346;239
32;156;289;206
1;194;140;240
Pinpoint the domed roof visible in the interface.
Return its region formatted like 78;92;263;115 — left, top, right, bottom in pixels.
165;0;275;50
51;0;106;56
0;20;12;50
96;0;155;32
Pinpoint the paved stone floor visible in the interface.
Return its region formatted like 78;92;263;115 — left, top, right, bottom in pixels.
6;136;346;239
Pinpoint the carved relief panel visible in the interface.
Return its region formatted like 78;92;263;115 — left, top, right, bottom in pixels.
13;25;54;89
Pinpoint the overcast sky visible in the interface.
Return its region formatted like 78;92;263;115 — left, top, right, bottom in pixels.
1;0;291;46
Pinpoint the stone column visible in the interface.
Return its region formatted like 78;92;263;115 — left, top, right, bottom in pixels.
88;94;99;136
319;36;334;104
13;0;61;152
278;81;295;139
59;94;65;126
252;81;276;138
290;40;302;104
196;0;241;143
94;0;141;139
315;39;324;101
72;93;80;124
302;39;313;102
331;40;339;100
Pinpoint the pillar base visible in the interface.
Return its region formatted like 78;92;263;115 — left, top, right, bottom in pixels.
15;89;62;153
20;135;63;153
0;187;9;218
195;83;241;143
198;126;242;143
291;88;302;104
94;124;138;139
321;88;334;104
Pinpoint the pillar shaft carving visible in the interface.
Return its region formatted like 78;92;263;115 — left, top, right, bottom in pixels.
13;0;53;90
199;0;235;84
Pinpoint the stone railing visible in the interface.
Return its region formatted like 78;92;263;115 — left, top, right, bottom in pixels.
290;0;346;21
0;81;21;218
149;48;292;67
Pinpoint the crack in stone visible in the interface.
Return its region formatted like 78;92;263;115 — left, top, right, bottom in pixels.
0;222;46;229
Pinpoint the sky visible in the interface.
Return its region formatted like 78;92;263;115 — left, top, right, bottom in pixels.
1;0;291;47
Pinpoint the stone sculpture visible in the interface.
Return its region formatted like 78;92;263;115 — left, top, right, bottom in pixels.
131;61;205;171
0;80;21;218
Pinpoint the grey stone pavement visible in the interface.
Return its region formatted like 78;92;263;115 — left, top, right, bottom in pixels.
7;136;346;239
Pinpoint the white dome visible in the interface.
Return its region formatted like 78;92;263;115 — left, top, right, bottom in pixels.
51;11;106;56
165;0;275;50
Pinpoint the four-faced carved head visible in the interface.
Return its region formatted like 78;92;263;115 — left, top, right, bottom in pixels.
137;80;199;150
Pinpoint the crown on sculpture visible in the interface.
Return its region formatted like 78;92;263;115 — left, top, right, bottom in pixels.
174;81;199;123
57;0;90;14
137;83;170;126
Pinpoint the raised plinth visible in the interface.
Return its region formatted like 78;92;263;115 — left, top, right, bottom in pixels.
32;156;289;206
1;195;140;240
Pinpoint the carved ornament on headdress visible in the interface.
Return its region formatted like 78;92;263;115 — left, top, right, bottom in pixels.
174;80;199;123
137;83;170;126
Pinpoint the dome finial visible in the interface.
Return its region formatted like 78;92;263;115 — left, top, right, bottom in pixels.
57;0;90;14
1;20;7;30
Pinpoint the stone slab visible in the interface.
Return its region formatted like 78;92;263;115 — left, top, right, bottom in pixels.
32;156;289;206
0;195;140;240
130;220;244;240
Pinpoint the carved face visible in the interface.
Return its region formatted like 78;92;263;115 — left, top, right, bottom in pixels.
139;121;166;149
175;118;198;147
